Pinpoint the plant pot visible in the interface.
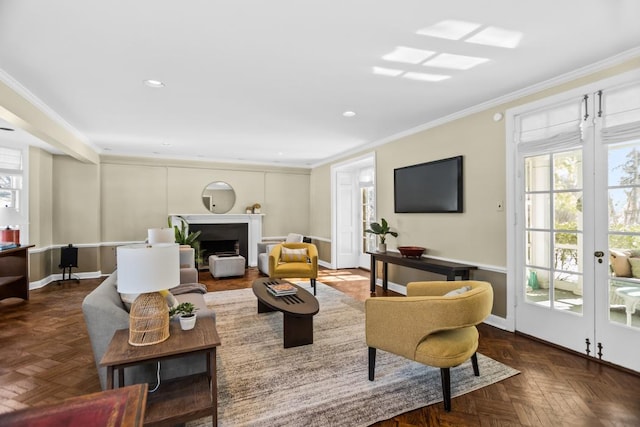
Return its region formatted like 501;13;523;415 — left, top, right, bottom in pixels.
179;314;197;330
377;243;387;253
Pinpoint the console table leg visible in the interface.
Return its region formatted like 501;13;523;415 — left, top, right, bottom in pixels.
370;256;376;293
382;262;388;291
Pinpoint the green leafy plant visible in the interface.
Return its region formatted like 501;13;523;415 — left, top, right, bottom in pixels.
365;218;398;244
169;216;201;246
169;302;197;318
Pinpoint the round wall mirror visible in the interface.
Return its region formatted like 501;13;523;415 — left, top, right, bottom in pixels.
201;181;236;213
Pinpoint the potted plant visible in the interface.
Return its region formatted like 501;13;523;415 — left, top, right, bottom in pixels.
169;302;198;330
365;218;398;253
252;203;261;214
168;216;202;264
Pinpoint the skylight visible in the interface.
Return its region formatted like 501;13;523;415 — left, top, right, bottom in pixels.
382;46;435;64
372;66;404;77
416;20;481;40
402;72;451;82
466;26;522;48
423;53;489;70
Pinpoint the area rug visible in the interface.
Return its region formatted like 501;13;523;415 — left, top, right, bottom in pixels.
188;282;519;427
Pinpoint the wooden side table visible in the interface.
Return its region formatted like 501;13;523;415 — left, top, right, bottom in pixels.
100;317;221;427
0;383;147;427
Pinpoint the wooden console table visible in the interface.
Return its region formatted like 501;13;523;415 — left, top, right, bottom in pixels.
368;251;477;292
0;245;34;301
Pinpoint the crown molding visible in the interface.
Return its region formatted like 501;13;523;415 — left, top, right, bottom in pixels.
311;47;640;169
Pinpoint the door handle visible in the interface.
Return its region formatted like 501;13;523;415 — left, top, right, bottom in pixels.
594;251;605;263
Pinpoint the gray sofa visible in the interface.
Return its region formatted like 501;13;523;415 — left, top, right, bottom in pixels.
82;269;215;390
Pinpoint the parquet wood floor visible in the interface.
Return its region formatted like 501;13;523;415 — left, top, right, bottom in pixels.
1;267;639;426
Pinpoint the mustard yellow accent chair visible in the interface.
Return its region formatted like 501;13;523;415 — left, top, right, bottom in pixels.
365;280;493;412
269;242;319;295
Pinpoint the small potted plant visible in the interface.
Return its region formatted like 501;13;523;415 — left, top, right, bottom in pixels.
169;302;198;330
365;218;398;253
252;203;261;214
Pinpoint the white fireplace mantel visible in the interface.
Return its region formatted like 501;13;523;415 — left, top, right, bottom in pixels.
170;214;263;266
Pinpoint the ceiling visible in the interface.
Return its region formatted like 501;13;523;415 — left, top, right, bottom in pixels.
1;1;639;168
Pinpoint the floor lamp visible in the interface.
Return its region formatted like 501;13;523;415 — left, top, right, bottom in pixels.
117;243;180;346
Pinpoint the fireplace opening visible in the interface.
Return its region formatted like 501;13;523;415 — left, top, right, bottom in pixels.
188;222;249;269
199;239;239;260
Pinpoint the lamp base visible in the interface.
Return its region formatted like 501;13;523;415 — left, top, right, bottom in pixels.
1;228;19;244
128;292;170;346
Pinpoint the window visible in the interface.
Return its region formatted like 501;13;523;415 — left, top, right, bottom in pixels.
0;147;23;209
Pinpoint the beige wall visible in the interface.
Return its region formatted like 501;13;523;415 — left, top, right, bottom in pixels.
53;155;101;244
28;155;312;278
28;147;53;247
310;57;640;318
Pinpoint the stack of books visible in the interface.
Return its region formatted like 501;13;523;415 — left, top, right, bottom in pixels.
0;242;18;250
266;281;297;297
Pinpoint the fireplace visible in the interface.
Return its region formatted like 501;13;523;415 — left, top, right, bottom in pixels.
174;214;262;267
188;223;249;267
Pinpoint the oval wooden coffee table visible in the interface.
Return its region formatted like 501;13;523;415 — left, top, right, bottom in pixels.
252;278;320;348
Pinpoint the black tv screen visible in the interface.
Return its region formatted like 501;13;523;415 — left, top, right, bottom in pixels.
394;156;463;213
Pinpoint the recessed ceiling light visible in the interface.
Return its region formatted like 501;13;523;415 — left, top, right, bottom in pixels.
372;66;404;77
417;20;481;40
423;53;489;70
402;72;451;82
144;79;165;88
0;127;15;131
343;111;356;117
382;46;435;64
466;26;523;48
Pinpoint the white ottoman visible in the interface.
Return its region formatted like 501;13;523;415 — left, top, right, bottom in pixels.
209;255;246;278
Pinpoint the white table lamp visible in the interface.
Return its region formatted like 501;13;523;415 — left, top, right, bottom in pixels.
117;243;180;346
148;228;175;245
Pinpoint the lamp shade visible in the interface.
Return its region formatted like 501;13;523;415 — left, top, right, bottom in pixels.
0;206;25;227
116;243;180;294
148;228;175;245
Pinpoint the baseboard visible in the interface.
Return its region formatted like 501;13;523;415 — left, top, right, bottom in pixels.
29;271;104;290
483;314;512;331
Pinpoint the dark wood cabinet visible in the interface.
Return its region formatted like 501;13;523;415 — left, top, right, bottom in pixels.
0;245;33;301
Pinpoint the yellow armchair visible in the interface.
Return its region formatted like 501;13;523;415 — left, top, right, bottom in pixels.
365;280;493;412
269;243;319;295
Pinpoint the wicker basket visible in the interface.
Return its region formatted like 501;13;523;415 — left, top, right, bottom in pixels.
128;292;170;346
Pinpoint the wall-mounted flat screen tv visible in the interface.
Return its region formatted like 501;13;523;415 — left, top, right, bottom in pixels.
394;156;463;213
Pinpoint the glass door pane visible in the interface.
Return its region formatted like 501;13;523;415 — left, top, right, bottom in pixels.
607;141;640;328
524;150;583;313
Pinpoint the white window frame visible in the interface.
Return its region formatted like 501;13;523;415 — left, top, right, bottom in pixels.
0;143;29;244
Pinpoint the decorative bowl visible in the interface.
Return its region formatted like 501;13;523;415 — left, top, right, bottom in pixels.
397;246;426;258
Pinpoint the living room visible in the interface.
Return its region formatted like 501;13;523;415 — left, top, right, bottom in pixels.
1;2;640;425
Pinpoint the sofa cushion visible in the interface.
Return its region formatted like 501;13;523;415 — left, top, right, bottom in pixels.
119;289;180;312
610;249;632;277
281;247;308;262
444;285;472;297
629;257;640;278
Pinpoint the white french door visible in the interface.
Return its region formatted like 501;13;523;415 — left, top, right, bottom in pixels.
332;154;376;270
511;73;640;372
592;82;640;371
